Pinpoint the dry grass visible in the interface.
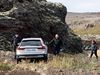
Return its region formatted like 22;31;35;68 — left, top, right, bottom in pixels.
0;62;12;71
1;50;100;75
73;25;100;35
15;50;100;71
47;52;100;70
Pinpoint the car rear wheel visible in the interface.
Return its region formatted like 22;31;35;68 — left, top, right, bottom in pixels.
43;55;48;62
30;58;34;63
17;58;21;64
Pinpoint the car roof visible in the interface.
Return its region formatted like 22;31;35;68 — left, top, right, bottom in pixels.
22;38;42;41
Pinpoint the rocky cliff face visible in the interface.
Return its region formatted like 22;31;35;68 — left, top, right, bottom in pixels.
0;0;82;53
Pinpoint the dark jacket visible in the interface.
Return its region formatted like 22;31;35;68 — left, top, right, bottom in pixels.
11;36;20;46
91;44;98;51
49;38;63;48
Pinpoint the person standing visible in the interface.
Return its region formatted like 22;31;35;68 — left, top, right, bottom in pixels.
11;34;20;59
49;34;62;55
90;40;98;60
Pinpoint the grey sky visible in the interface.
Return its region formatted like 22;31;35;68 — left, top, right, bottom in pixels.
47;0;100;12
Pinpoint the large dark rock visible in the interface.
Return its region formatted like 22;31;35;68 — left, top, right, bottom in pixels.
0;0;82;53
0;0;13;12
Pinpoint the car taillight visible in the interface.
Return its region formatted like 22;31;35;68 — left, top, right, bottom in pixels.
17;47;25;50
38;46;45;49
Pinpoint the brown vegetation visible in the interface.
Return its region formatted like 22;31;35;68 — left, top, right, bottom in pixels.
0;51;100;75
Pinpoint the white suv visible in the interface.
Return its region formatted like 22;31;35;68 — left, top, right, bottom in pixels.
16;38;48;63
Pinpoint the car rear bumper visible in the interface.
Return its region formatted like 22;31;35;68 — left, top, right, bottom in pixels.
16;54;47;59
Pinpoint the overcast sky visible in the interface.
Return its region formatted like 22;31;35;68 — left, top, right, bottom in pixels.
47;0;100;12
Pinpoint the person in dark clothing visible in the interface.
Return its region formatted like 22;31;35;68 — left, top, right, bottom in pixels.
49;34;63;55
11;34;20;59
90;40;98;60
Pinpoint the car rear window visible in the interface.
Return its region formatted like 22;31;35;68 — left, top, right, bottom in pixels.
21;40;41;46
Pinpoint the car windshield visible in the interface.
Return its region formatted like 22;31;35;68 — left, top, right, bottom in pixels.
21;40;41;46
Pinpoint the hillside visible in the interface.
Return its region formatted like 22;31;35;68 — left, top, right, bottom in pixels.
66;12;100;29
66;12;100;40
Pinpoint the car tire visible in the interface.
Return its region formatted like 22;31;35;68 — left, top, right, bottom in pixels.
17;58;21;64
43;55;48;62
30;58;34;63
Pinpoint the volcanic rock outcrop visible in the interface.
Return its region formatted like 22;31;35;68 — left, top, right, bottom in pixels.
0;0;82;53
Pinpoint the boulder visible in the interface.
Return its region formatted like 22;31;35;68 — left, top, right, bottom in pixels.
0;0;82;53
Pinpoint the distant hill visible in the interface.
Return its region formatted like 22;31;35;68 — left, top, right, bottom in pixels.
66;12;100;26
66;12;100;40
67;12;100;16
66;12;100;35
